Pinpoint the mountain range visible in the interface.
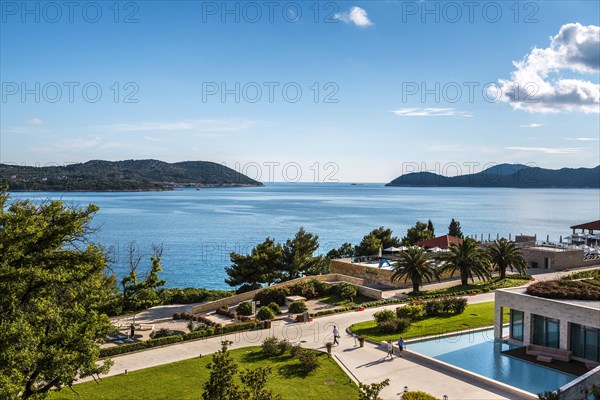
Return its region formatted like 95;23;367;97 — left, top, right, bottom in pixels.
1;160;263;191
386;164;600;188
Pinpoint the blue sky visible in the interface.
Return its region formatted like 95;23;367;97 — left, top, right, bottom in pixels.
1;0;599;182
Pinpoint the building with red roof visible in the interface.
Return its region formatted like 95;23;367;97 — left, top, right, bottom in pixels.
570;220;600;234
416;234;462;249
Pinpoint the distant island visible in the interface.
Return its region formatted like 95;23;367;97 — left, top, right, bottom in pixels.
386;164;600;188
1;159;263;191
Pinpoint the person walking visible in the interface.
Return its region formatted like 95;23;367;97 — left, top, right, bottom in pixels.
398;337;405;357
333;326;340;346
387;340;394;359
129;323;135;339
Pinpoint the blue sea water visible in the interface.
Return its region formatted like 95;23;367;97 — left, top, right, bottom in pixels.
408;329;576;394
9;183;600;289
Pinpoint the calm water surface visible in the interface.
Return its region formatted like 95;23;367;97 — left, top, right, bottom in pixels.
10;183;600;289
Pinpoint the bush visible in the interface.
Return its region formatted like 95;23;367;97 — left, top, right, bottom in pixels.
150;328;176;339
261;336;280;357
396;304;426;320
339;284;358;300
277;338;292;354
289;301;308;314
290;343;303;357
255;286;290;306
377;318;411;334
402;391;440;400
256;306;276;321
297;349;320;373
291;281;318;299
172;312;181;320
444;297;467;314
267;302;281;315
187;321;208;332
527;280;600;300
160;287;233;304
423;300;444;317
236;301;253;316
216;306;229;316
373;309;396;324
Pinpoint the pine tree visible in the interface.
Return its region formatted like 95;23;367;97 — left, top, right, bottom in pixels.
448;218;464;238
202;341;240;400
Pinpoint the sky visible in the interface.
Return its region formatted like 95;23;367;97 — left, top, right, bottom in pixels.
1;0;599;183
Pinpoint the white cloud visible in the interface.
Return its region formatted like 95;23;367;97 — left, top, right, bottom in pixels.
505;146;581;154
26;118;46;125
520;123;544;128
334;6;373;27
565;137;600;141
494;23;600;113
391;108;472;117
101;119;257;134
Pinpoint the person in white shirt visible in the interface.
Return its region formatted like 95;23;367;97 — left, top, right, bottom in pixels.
333;326;340;345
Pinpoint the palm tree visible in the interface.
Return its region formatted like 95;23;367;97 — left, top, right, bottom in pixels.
487;239;528;279
440;238;491;286
391;246;439;293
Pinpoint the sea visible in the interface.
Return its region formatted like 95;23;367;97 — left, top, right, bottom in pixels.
9;183;600;290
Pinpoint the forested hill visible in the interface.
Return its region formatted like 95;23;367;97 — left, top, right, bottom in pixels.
386;164;600;188
1;159;264;191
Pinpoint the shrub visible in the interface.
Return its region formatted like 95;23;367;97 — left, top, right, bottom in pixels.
150;328;176;339
290;343;303;357
255;286;290;306
289;301;307;314
339;284;358;300
187;321;208;332
277;338;292;354
267;302;281;315
527;280;600;300
179;312;193;320
373;309;396;324
256;306;276;321
297;349;320;373
216;306;230;316
236;301;253;316
311;278;333;296
396;304;426;320
160;287;233;304
261;336;280;357
377;318;411;334
172;312;181;320
423;300;444;316
402;391;440;400
445;297;467;314
291;281;318;299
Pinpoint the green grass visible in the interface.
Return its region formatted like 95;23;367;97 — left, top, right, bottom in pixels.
317;293;376;307
416;278;530;297
584;279;600;287
48;347;357;400
349;302;509;342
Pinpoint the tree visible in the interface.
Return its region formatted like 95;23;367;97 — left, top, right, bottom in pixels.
448;218;463;238
121;242;166;311
402;221;435;246
358;378;390;400
281;227;323;279
225;237;283;290
326;242;355;259
202;341;240;400
0;191;114;399
487;239;528;279
391;246;439;292
440;238;491;286
427;219;435;236
240;366;282;400
355;227;401;256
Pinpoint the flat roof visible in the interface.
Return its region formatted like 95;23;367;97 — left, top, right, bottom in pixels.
498;286;600;310
570;220;600;231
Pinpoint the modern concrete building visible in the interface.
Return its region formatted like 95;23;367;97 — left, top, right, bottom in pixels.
494;287;600;365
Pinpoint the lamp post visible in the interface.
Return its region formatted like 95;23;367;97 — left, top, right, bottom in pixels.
404;386;408;393
443;396;448;400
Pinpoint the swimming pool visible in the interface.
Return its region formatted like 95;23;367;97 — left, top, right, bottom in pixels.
408;328;576;395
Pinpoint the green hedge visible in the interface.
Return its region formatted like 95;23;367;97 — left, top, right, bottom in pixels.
100;322;260;358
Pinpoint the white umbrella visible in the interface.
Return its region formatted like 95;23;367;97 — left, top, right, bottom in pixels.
429;246;443;252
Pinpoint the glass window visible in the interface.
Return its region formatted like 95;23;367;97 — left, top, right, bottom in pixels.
569;324;599;362
531;314;560;348
510;309;524;341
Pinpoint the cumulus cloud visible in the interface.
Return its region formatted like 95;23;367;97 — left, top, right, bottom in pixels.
505;146;581;154
494;23;599;113
391;108;472;117
334;6;373;27
520;123;544;128
26;118;46;125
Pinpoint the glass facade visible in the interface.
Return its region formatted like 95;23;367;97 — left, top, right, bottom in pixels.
570;324;600;362
531;314;560;348
510;309;524;341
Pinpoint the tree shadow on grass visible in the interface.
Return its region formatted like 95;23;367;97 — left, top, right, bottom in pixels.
277;362;311;379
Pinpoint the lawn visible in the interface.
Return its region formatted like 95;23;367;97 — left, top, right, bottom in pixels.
317;293;376;307
349;302;509;342
48;347;358;400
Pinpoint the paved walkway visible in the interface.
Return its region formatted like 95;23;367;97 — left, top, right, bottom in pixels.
93;267;598;399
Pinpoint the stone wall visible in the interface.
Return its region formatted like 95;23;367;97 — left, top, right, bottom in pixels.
559;365;600;400
191;273;379;314
330;259;404;288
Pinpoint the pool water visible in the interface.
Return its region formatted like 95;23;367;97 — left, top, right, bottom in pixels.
408;328;576;395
